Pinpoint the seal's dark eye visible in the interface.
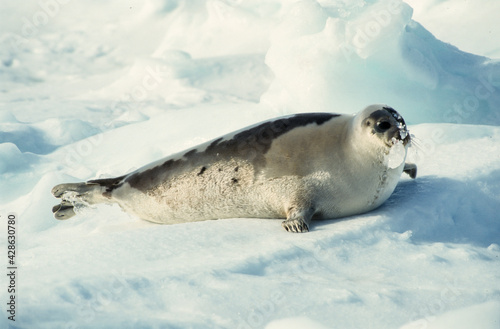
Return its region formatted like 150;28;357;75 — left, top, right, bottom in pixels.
377;121;391;131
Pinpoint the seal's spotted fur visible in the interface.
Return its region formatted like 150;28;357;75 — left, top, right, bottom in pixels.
52;105;416;232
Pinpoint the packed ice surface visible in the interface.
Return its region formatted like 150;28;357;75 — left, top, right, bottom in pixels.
1;1;499;328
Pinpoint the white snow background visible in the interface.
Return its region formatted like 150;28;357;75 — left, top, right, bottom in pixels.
1;0;500;328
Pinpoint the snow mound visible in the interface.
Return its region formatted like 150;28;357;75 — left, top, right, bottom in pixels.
261;0;500;125
406;0;500;58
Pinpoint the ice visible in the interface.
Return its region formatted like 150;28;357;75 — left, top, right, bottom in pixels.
1;1;499;328
399;126;408;140
387;138;407;169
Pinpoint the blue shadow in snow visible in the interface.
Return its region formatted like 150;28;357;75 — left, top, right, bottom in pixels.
382;171;500;247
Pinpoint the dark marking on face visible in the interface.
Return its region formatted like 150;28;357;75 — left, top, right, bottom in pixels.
363;107;410;145
234;166;239;172
124;113;340;192
231;178;238;184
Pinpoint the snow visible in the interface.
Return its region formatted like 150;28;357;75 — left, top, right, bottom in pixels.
400;301;500;329
405;0;500;58
1;0;499;328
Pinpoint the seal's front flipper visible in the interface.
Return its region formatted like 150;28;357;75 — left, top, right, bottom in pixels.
282;218;309;233
403;163;417;179
282;206;314;233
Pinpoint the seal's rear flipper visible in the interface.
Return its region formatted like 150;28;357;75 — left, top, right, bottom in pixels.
51;182;98;198
51;182;100;220
52;200;76;220
403;163;417;179
51;176;127;220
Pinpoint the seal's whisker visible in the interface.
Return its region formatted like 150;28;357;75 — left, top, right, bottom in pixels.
409;135;425;151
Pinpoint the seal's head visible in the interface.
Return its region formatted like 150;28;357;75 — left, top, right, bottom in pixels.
354;104;411;149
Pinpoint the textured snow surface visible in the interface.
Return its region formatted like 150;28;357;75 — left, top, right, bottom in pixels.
1;1;499;328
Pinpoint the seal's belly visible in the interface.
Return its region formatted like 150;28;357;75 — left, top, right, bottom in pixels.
307;166;403;220
113;161;403;224
113;159;286;223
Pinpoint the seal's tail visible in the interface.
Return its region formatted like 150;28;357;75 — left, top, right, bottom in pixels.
51;176;125;220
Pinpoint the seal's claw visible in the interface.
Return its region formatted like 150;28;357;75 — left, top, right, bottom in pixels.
403;163;417;179
282;218;309;233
